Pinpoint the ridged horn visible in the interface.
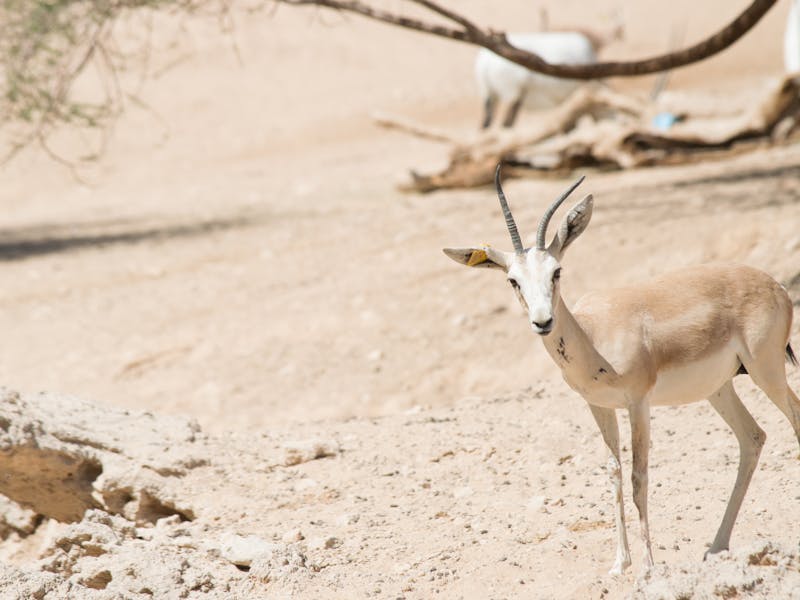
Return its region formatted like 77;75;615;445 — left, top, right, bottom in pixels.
535;175;585;250
495;163;524;255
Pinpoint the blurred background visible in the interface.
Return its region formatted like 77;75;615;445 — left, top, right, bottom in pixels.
1;0;798;432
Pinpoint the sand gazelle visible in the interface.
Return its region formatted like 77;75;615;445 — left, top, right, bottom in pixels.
443;165;800;574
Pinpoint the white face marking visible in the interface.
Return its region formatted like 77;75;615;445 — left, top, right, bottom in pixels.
506;250;562;335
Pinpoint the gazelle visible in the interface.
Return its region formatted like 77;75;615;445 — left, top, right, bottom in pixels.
443;165;800;574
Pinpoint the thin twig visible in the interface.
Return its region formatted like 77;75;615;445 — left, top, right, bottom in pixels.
279;0;472;41
408;0;480;33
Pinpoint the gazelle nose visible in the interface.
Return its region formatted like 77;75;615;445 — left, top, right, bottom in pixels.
532;318;553;332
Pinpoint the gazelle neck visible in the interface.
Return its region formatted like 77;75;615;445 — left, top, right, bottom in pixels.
541;295;615;394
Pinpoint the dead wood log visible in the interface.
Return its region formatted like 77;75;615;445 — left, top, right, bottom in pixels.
380;76;800;193
375;86;644;192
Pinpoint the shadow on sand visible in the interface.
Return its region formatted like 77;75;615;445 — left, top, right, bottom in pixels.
0;215;257;262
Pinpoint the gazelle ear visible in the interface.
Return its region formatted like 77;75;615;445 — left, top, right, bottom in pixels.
442;246;510;270
548;194;593;258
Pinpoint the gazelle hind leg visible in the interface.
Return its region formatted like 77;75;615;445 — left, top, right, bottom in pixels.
588;405;631;575
707;380;766;555
787;387;800;451
741;351;800;451
777;386;800;453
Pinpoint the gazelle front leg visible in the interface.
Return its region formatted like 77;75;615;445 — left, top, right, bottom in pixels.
629;399;655;570
589;405;631;575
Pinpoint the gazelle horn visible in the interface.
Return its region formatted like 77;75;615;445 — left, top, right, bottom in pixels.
495;163;524;254
536;175;586;250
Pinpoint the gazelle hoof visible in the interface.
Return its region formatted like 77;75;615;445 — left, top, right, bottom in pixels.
608;558;631;576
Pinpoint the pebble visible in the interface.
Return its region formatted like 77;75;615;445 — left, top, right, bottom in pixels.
453;486;473;499
526;495;546;511
283;439;340;466
282;528;304;543
218;533;282;567
336;513;360;527
308;536;342;550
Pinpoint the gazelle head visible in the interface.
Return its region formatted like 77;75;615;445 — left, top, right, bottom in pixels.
443;165;593;336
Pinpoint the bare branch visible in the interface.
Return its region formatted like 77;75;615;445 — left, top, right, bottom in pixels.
278;0;471;41
371;110;460;144
277;0;778;79
407;0;480;34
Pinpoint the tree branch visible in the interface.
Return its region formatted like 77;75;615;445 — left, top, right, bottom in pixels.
280;0;472;41
407;0;481;34
278;0;778;79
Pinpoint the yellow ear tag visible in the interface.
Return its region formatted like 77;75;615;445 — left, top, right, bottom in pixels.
467;249;488;266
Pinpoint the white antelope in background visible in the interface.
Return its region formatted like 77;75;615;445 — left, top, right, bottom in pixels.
475;22;623;129
785;0;800;72
443;166;800;574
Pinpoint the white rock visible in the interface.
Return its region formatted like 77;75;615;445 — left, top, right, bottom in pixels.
451;314;468;327
526;496;546;511
282;528;304;543
453;486;473;499
308;536;342;550
218;533;281;567
249;545;308;583
366;349;384;362
335;513;360;527
293;478;318;492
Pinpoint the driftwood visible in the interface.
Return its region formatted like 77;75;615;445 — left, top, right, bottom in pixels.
376;76;800;193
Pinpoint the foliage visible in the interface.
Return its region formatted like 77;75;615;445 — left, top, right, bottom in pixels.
0;0;228;161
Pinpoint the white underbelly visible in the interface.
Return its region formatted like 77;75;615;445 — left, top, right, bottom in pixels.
648;346;740;406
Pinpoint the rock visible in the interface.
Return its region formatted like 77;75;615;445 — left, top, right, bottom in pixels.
219;533;283;567
0;495;40;537
28;509;228;598
634;542;800;599
308;536;342;550
453;486;473;499
249;545;308;584
293;478;318;491
450;314;468;327
526;496;546;511
366;349;384;362
282;528;304;543
0;388;203;525
282;439;340;466
335;513;360;527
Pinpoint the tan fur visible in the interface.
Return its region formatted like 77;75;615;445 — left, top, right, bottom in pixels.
571;264;792;379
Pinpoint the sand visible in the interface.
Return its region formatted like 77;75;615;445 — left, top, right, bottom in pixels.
1;1;800;597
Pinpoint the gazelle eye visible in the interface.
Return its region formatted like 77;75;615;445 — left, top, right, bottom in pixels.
508;279;528;310
553;268;562;281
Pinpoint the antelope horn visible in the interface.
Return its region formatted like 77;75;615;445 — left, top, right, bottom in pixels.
495;163;524;255
535;175;586;250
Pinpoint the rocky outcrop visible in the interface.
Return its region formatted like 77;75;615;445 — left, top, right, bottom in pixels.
0;388;203;525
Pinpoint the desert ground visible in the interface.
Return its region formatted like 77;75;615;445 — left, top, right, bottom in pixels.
2;0;800;598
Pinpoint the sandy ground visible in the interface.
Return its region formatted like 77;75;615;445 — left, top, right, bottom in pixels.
1;0;800;597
